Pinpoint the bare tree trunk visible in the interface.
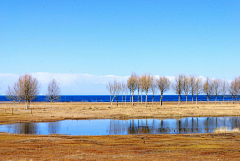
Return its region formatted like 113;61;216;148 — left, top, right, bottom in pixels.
130;91;131;103
125;94;126;107
178;95;180;107
122;93;123;107
215;96;217;105
185;95;187;105
207;95;209;105
196;95;198;105
145;93;148;107
138;89;139;106
192;94;193;105
117;96;118;106
152;95;154;107
110;95;112;107
132;91;134;106
160;94;163;106
26;100;29;109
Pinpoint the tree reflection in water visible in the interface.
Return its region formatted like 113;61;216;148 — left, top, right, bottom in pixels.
1;117;240;135
48;122;59;134
109;117;240;135
13;122;38;134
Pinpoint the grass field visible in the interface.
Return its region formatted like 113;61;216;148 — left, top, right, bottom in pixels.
0;101;240;124
0;102;240;160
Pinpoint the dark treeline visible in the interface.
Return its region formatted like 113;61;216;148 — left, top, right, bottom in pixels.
106;73;240;107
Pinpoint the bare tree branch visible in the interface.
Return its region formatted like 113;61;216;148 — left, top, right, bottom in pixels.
46;79;61;109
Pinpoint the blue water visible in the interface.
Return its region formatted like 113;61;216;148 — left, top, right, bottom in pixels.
0;95;238;102
0;117;239;135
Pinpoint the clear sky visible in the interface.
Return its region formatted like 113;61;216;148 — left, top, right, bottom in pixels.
0;0;239;94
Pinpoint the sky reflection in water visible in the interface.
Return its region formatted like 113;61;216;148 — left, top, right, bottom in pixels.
0;117;240;135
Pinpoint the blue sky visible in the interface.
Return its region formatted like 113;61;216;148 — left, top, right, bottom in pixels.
0;0;239;94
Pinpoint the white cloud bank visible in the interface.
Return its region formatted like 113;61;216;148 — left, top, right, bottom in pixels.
0;73;231;95
0;73;129;95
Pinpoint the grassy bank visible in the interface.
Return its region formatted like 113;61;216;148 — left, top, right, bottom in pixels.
0;102;240;124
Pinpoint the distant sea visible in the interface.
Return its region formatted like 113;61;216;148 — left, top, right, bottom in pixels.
0;95;238;102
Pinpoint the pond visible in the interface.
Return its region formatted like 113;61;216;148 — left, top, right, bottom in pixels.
0;117;240;135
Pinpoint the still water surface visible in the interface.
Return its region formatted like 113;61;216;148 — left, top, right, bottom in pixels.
0;117;240;135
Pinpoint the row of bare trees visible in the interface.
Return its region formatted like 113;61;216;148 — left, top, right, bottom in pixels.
106;73;171;107
6;74;61;109
106;73;240;107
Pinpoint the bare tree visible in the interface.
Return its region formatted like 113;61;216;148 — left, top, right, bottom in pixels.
6;84;18;110
195;77;202;105
115;80;121;107
156;76;170;106
17;74;40;109
141;74;153;107
183;75;190;105
106;81;116;107
121;81;124;107
172;74;184;106
127;72;138;106
136;75;141;106
106;82;115;107
230;77;240;103
122;82;128;107
139;75;145;106
189;75;196;105
221;79;228;104
150;77;157;107
229;80;236;104
46;79;61;109
212;78;222;105
203;77;213;105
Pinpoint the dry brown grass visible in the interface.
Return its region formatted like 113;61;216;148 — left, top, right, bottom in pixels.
214;127;240;133
0;101;240;160
0;132;240;160
0;101;240;125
